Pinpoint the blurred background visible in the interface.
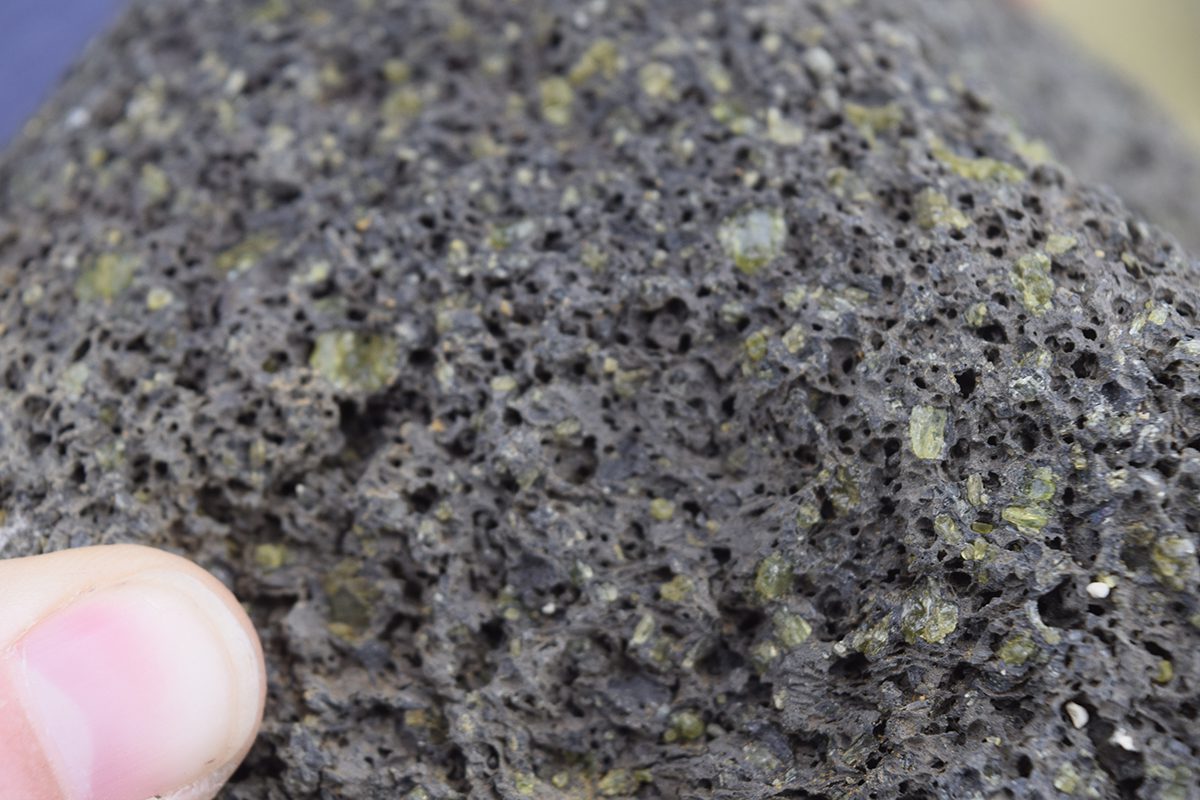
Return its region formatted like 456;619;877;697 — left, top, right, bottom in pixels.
1;0;1199;149
0;0;126;146
1037;0;1200;147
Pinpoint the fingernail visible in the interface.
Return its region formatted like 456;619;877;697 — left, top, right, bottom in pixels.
4;572;262;800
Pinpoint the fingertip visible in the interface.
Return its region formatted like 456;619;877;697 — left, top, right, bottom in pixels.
0;545;265;800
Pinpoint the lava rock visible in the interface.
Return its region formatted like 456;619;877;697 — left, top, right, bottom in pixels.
1;1;1198;798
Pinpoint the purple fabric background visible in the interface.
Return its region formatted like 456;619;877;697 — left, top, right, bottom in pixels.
0;0;127;146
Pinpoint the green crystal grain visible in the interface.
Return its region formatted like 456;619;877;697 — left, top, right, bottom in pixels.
754;553;793;601
909;405;948;460
311;331;400;394
718;208;787;275
1011;252;1054;315
900;582;958;644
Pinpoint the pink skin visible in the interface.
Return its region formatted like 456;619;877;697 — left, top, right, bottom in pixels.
0;688;59;800
16;597;176;800
1;579;247;800
0;545;264;800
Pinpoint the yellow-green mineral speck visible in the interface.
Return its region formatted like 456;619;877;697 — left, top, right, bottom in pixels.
1008;129;1054;165
744;328;770;362
21;284;43;306
710;100;756;135
765;108;806;146
630;613;655;646
908;405;948;460
782;324;807;354
581;241;608;271
795;502;820;529
718;208;787;275
1010;252;1054;315
569;38;620;85
295;260;331;286
512;773;537;796
965;302;988;327
139;162;171;203
539;76;573;126
850;617;891;657
932;139;1026;182
754;553;793;601
553;418;582;442
773;610;812;648
996;630;1037;666
488;218;536;250
597;769;645;797
665;710;705;742
254;543;288;571
323;560;381;637
649;497;676;521
934;514;961;544
60;362;89;400
1054;763;1081;795
638;62;676;100
253;0;288;24
966;473;986;507
829;466;861;515
382;86;423;129
913;188;971;230
1002;505;1049;532
490;375;518;393
1150;536;1197;590
1045;233;1078;256
145;286;175;310
900;581;958;644
1130;301;1169;334
1024;467;1057;503
844;102;903;143
702;61;733;94
215;232;279;275
310;331;400;394
658;574;693;602
383;58;411;84
76;252;139;303
961;538;990;561
750;639;780;671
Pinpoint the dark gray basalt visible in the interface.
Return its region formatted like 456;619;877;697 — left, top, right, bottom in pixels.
1;1;1198;798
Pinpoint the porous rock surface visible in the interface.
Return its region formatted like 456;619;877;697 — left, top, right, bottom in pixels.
1;1;1198;798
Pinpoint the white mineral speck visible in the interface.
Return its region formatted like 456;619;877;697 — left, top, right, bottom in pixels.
65;107;91;129
1086;581;1110;599
1064;702;1089;729
1110;728;1137;751
803;47;837;79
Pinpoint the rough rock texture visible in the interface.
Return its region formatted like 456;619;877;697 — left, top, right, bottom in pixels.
2;1;1199;798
